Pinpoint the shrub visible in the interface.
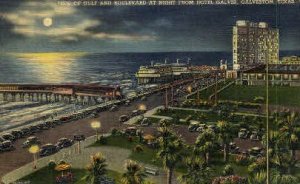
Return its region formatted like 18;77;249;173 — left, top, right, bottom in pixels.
159;119;171;127
223;164;234;176
253;96;264;103
111;128;122;136
98;136;108;144
248;157;266;174
111;128;118;136
48;160;56;169
133;145;144;153
171;114;180;124
212;175;247;184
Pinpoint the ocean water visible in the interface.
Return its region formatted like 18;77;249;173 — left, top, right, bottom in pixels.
0;52;234;84
0;51;299;84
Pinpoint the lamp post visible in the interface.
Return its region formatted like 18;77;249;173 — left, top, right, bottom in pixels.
138;104;147;112
28;145;40;169
187;85;192;94
91;121;101;141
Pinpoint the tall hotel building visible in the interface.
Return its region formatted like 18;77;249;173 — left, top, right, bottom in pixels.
233;20;279;70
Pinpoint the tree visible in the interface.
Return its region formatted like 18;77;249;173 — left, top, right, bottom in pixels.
217;120;233;162
84;153;107;184
223;164;234;176
262;130;285;168
248;171;267;184
278;111;299;161
121;160;146;184
157;124;183;184
276;174;299;184
194;129;216;165
179;156;212;184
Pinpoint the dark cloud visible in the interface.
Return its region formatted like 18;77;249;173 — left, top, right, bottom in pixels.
1;3;300;52
0;16;25;48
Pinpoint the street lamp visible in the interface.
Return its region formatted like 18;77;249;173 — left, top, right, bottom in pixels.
138;104;147;112
28;145;40;169
91;121;101;141
187;85;192;93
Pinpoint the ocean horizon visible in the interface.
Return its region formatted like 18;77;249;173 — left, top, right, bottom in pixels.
0;51;299;84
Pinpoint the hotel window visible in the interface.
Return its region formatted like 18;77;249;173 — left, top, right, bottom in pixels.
292;74;299;80
283;74;289;80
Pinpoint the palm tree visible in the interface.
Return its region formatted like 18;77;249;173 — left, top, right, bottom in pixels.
276;174;299;184
262;130;297;174
84;153;107;184
216;120;233;162
121;160;146;184
194;129;216;165
157;124;183;184
179;156;212;184
278;111;299;161
262;130;285;167
249;169;299;184
248;171;267;184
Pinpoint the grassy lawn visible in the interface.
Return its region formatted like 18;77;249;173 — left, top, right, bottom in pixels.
90;136;161;167
219;85;300;107
18;167;121;184
189;79;234;100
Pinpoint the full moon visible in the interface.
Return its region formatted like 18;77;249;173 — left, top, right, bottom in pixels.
43;17;53;27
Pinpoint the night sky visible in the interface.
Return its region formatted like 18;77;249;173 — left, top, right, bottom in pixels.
0;1;299;53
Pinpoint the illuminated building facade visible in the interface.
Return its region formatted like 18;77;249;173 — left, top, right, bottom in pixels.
233;20;279;70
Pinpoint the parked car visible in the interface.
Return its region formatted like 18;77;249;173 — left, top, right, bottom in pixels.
39;144;58;157
41;122;52;129
53;119;62;125
2;133;16;141
11;130;23;139
20;127;32;136
36;124;44;131
238;128;249;139
55;138;73;149
119;115;129;123
188;121;200;132
196;126;206;133
248;147;263;158
125;100;131;106
131;110;140;117
109;105;118;112
29;125;39;133
60;116;71;123
124;127;138;136
229;142;240;154
73;134;85;142
91;112;99;118
207;125;217;132
250;131;260;141
139;108;147;114
0;140;14;152
22;136;41;148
